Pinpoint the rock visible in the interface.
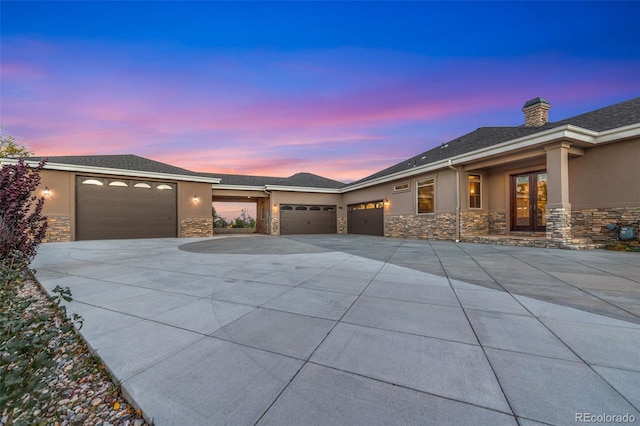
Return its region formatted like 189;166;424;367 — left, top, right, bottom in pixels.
58;398;71;406
134;419;145;426
91;397;103;406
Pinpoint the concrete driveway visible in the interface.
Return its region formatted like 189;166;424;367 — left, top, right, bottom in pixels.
33;235;640;425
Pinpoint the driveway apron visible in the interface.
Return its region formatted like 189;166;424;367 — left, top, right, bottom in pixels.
32;235;640;425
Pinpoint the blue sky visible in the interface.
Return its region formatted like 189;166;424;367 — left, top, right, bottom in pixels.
2;0;639;190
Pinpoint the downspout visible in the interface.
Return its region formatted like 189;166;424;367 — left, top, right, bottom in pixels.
263;188;272;235
447;159;460;242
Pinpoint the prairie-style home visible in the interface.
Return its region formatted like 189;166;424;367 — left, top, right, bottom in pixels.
3;97;639;249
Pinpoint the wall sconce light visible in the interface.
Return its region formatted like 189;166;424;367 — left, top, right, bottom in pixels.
273;203;278;210
43;186;50;197
384;198;389;207
192;194;199;203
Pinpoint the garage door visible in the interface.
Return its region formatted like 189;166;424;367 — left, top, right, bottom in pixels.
348;201;384;236
76;176;177;240
280;205;337;235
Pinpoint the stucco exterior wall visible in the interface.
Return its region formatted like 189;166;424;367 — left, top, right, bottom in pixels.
36;169;215;241
479;158;546;235
569;138;640;209
344;169;459;240
567;138;640;246
177;181;214;238
39;170;75;242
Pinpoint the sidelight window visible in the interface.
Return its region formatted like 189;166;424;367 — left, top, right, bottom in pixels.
417;178;435;214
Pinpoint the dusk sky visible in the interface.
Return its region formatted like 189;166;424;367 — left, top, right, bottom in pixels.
2;1;639;187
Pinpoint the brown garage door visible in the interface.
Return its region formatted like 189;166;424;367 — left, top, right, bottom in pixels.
280;205;337;235
348;201;384;236
76;176;177;240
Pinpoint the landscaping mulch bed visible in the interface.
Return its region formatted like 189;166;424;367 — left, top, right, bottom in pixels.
1;278;150;426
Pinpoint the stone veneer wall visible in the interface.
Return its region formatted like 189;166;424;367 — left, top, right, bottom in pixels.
545;207;572;248
460;211;488;237
180;218;213;238
488;212;507;235
270;216;279;236
385;213;456;240
572;207;640;247
43;215;71;243
337;217;346;234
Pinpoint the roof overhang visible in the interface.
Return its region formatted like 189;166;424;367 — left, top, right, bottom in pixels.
212;184;267;191
342;123;640;192
211;183;342;194
265;185;341;194
0;159;221;184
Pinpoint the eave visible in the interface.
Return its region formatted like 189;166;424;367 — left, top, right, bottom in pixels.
0;159;221;184
341;123;640;192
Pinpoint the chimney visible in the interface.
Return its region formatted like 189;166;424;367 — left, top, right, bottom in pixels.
522;97;550;126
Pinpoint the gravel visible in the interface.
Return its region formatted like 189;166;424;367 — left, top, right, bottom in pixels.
1;278;150;426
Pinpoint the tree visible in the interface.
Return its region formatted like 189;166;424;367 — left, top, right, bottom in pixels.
212;206;230;228
232;208;256;228
0;127;32;158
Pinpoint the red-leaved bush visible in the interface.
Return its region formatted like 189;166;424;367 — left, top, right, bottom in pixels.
0;159;48;263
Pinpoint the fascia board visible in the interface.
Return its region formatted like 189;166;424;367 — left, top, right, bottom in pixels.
212;184;266;191
341;160;450;193
0;159;221;184
594;123;640;144
265;185;341;194
451;125;595;165
341;125;602;193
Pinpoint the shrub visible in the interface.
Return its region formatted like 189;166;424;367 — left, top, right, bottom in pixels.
0;159;48;264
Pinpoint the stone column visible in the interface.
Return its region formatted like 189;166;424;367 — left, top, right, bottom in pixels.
544;142;572;246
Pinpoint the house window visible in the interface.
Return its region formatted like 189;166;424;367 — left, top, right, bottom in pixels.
468;174;481;209
394;182;410;192
417;178;435;214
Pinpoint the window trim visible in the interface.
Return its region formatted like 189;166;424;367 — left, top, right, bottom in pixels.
416;177;435;214
468;173;482;210
393;182;410;193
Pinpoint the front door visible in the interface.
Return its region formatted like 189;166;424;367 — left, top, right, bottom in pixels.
511;172;547;232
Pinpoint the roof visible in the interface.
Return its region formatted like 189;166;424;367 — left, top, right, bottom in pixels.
28;154;204;177
350;97;640;186
11;97;639;191
208;171;346;189
22;154;345;189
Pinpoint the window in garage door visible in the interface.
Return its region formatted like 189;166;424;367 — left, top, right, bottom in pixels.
76;176;177;240
347;201;384;236
279;204;337;235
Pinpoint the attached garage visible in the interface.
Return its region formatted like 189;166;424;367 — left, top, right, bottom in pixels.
348;201;384;236
280;205;337;235
76;176;177;240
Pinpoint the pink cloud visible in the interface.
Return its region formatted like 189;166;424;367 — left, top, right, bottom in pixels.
2;38;638;183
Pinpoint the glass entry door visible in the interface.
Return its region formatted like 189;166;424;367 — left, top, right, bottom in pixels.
511;172;547;232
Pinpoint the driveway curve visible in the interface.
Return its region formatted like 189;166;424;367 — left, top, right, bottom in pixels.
32;235;640;425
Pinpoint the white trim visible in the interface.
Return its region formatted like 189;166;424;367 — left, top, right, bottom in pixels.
3;122;637;194
593;122;640;144
416;176;436;215
0;159;221;184
265;185;341;194
468;173;482;210
212;184;267;191
341;123;639;192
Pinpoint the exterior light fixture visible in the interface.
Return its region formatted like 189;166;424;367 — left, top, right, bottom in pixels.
44;186;50;197
193;194;199;203
384;198;389;206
